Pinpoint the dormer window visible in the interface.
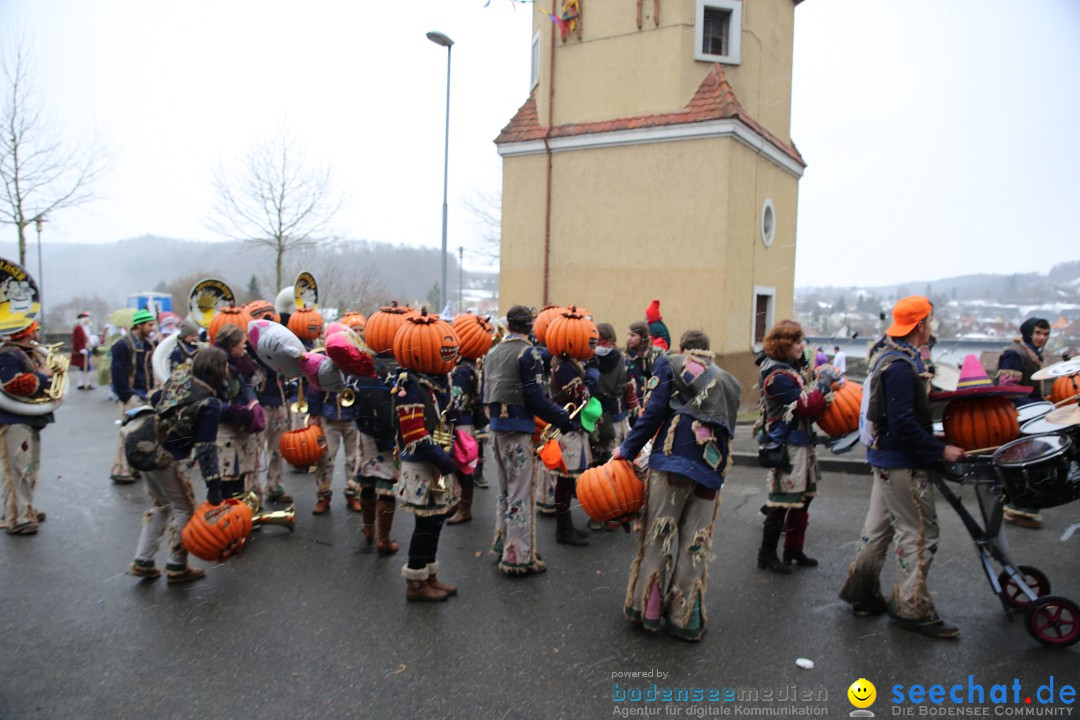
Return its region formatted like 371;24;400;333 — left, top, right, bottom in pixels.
695;0;741;65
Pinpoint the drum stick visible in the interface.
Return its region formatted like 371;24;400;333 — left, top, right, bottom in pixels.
964;445;1003;455
1052;393;1080;408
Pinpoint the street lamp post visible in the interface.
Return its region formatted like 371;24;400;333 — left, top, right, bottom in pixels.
427;30;454;313
34;216;45;335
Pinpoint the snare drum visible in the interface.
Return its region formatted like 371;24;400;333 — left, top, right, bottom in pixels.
1017;401;1054;425
1020;416;1080;460
992;434;1080;510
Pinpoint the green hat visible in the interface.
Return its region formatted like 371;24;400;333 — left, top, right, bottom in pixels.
131;309;155;327
579;396;603;433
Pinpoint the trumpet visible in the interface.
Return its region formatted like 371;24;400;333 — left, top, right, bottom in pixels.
339;388;356;408
237;492;296;533
537;402;584;445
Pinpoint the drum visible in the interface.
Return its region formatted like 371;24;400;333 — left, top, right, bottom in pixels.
992;434;1080;510
1017;401;1054;425
1020;416;1080;460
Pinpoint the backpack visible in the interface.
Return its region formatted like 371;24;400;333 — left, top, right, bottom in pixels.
123;407;172;471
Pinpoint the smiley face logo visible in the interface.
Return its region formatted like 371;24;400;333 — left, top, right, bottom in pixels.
847;678;876;709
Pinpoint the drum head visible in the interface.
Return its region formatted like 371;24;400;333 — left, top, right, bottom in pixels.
1017;401;1054;424
1021;416;1075;436
993;434;1070;468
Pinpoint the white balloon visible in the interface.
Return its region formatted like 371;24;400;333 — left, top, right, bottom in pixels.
247;319;304;378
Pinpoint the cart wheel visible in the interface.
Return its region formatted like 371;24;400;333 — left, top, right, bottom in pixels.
1024;596;1080;647
998;565;1051;609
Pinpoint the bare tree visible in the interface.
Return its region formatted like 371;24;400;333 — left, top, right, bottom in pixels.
0;34;107;265
463;189;502;263
210;129;341;293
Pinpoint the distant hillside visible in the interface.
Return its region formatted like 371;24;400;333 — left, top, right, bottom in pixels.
797;260;1080;303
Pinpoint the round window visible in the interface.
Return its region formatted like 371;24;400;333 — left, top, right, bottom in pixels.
761;199;775;247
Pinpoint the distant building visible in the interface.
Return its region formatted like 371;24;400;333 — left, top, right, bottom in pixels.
495;0;805;398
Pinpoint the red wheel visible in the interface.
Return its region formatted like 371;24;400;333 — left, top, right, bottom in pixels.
1024;596;1080;647
998;565;1051;609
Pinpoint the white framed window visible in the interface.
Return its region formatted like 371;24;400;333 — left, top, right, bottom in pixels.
753;286;776;349
530;31;541;89
761;198;775;247
694;0;741;65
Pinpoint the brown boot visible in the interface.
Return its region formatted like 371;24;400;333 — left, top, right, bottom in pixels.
447;485;473;525
426;562;457;596
360;495;377;545
312;491;331;515
404;567;448;602
345;495;363;513
376;499;399;555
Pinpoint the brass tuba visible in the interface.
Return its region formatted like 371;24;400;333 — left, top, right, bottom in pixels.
237;491;296;533
0;257;65;415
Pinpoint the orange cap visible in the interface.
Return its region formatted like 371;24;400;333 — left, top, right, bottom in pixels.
886;296;932;337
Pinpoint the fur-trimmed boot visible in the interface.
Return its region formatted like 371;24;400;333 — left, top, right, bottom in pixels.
376;499;399;555
447;485;473;525
782;509;818;567
555;475;588;546
360;494;377;545
426;561;457;596
403;565;448;602
757;510;791;574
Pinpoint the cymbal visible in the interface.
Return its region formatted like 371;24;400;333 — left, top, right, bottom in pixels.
1031;357;1080;381
1043;403;1080;428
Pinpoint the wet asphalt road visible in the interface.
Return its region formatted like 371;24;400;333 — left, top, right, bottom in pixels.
1;388;1078;720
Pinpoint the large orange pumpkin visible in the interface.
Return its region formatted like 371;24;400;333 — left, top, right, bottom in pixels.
364;301;416;353
340;311;367;333
942;397;1020;451
545;306;597;361
532;305;563;345
181;498;253;562
453;313;494;360
577;459;644;523
280;425;328;466
287;306;325;342
393;308;460;375
208;305;252;345
1049;374;1080;404
243;299;279;324
816;382;863;437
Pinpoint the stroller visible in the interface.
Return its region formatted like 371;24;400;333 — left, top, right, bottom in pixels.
935;430;1080;647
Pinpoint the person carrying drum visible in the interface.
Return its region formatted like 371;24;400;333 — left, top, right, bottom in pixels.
838;296;965;639
995;317;1051;529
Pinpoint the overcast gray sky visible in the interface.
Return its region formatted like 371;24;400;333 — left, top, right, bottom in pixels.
2;0;1078;288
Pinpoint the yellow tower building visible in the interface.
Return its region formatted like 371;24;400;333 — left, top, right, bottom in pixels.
495;0;805;395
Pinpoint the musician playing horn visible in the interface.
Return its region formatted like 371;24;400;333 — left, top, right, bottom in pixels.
0;321;54;535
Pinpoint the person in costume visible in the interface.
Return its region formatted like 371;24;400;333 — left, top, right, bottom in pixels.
212;324;264;500
168;320;201;374
352;349;401;555
307;377;361;515
446;327;490;525
756;320;838;573
592;323;636;464
0;322;54;535
614;330;741;641
838;296;965;639
626;321;661;415
393;338;462;602
643;300;671;351
547;337;599;547
110;309;158;483
483;305;573;575
255;362;292;505
70;311;95;390
127;347;230;584
995;317;1052;529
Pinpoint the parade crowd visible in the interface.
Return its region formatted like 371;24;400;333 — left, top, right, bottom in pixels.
0;293;1067;643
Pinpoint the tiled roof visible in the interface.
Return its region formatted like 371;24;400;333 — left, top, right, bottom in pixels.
495;64;804;167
